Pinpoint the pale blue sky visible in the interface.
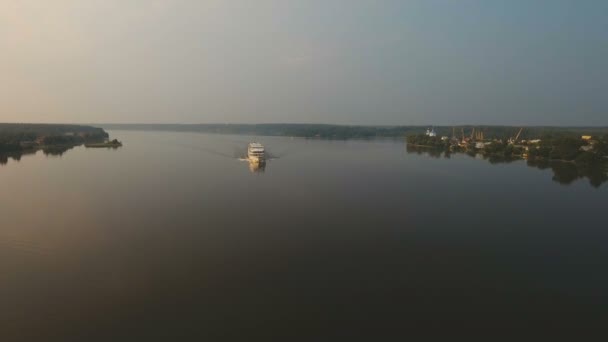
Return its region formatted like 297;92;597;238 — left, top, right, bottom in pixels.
1;0;606;125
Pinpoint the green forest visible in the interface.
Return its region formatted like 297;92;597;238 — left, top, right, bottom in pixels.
0;124;109;153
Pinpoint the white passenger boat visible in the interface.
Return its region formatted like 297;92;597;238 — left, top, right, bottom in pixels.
247;142;265;163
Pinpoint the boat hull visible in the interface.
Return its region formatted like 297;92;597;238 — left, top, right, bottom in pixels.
247;154;265;163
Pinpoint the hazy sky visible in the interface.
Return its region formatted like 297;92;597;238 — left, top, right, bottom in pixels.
1;0;606;125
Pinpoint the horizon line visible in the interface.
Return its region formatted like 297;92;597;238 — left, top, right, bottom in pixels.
3;122;608;128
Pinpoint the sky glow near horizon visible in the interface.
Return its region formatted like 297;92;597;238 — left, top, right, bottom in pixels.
0;0;607;125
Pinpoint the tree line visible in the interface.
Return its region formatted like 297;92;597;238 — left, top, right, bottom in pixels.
100;123;608;140
0;124;109;152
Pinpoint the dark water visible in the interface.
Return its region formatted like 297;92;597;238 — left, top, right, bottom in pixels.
1;131;607;340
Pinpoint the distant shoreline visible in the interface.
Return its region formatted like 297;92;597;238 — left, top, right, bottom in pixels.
0;123;114;155
96;124;608;140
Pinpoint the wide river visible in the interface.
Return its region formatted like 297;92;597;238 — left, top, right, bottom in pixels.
1;130;607;339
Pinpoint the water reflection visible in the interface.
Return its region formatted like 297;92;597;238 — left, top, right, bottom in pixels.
1;145;78;165
1;131;607;339
0;149;38;165
406;145;608;188
248;159;266;173
406;144;451;159
527;159;608;188
42;145;75;157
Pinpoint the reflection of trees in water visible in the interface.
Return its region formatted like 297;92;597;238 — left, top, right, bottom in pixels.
1;145;77;165
527;160;608;188
406;145;451;159
0;154;12;165
485;155;518;165
406;144;608;188
42;145;74;157
0;149;38;165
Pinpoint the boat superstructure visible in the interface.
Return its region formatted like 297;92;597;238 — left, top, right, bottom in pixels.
247;142;265;163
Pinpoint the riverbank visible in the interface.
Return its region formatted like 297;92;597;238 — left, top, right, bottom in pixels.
0;123;114;154
0;124;124;165
85;139;122;148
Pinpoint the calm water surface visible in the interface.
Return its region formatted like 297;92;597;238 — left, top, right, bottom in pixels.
1;131;607;340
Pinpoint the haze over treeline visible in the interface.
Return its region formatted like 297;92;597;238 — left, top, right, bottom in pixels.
1;0;607;125
99;123;608;140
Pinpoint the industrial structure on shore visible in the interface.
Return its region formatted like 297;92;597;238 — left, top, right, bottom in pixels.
412;126;605;161
438;127;528;149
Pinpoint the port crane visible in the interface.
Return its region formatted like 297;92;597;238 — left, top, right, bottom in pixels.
509;128;523;144
515;128;523;141
468;127;485;141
